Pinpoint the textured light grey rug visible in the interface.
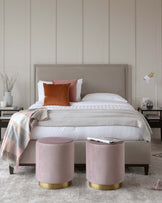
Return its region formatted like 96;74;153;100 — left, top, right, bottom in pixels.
0;139;162;203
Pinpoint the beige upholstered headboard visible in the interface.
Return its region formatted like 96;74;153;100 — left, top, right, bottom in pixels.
34;64;132;104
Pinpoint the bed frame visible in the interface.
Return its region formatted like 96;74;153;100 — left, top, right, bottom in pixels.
10;64;151;175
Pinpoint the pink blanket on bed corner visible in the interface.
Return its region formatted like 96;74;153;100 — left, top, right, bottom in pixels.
0;108;47;170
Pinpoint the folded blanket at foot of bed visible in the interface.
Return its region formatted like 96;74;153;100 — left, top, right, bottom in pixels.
0;108;47;169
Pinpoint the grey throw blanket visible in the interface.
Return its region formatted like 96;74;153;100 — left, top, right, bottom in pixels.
36;109;151;141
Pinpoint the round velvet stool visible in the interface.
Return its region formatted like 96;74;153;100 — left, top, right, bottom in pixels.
86;140;125;190
36;137;74;189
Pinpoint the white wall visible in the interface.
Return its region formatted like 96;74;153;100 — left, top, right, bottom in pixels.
0;0;161;109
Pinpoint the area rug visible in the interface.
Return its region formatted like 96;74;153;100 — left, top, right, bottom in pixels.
0;156;162;203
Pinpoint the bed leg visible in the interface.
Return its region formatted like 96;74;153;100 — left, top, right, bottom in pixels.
144;165;149;175
9;166;14;174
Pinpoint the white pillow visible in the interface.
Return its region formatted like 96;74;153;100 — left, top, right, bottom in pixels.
82;93;128;103
37;79;83;103
76;79;83;101
37;80;52;103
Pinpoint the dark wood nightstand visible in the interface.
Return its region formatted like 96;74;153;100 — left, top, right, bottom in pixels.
138;107;162;141
0;107;23;141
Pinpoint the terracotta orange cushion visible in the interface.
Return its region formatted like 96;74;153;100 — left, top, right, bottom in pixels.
43;83;71;106
52;79;77;102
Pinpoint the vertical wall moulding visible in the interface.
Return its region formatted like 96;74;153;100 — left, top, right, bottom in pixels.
130;0;136;107
136;0;161;108
108;0;110;63
160;0;162;106
135;0;142;106
151;0;161;108
49;0;57;64
57;0;82;64
84;0;109;64
157;0;162;107
0;0;5;98
110;0;130;64
3;0;5;72
104;0;109;64
56;0;58;64
4;0;30;108
82;0;84;64
30;0;57;104
29;0;31;105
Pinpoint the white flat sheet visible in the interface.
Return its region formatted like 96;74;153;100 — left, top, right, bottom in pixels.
30;126;143;141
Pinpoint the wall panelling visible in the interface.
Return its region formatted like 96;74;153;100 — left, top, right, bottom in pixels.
0;0;161;109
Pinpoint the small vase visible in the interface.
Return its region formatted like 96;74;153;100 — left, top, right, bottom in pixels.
4;91;13;107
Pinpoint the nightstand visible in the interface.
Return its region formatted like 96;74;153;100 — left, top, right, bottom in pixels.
138;107;162;141
0;107;23;141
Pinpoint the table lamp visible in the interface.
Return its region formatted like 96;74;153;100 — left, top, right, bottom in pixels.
143;72;157;108
144;72;154;83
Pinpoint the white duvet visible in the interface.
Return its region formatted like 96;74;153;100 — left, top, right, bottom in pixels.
29;100;151;141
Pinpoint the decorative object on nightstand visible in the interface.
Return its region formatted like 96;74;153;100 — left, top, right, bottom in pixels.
0;106;23;141
138;107;162;141
141;98;153;110
146;100;153;110
4;92;13;107
0;72;17;107
141;97;151;109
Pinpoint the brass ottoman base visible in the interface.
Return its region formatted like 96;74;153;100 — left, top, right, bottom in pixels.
89;182;121;190
39;181;72;189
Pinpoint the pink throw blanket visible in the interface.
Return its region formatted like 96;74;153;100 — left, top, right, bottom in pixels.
0;108;47;169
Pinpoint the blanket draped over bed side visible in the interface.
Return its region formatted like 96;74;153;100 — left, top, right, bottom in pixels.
0;109;47;169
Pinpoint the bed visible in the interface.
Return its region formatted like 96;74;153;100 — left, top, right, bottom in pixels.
12;64;151;175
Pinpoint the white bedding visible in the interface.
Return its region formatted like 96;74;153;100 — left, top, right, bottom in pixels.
29;100;151;141
29;100;134;110
30;126;143;141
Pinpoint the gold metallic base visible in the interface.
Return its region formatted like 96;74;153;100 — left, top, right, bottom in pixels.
39;181;72;189
89;182;121;190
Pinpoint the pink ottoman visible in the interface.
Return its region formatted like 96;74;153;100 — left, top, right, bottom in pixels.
86;140;125;190
36;137;74;189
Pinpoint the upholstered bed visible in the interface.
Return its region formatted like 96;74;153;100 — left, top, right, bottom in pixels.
14;64;151;175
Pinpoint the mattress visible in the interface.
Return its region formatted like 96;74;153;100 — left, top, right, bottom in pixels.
29;100;151;141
